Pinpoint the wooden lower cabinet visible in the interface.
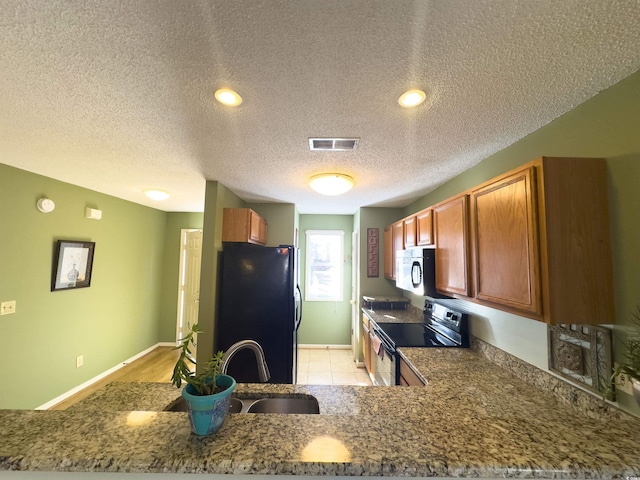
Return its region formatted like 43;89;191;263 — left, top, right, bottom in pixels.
362;317;374;380
398;357;425;386
433;194;470;296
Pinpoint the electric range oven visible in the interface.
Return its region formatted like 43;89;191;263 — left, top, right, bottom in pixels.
370;301;469;386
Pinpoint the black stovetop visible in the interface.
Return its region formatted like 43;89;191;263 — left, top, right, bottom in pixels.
375;322;459;348
374;301;469;349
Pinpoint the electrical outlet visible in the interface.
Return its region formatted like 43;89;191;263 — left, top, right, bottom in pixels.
615;370;634;395
0;300;16;315
76;355;84;368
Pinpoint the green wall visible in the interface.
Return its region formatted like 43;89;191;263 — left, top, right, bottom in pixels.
298;215;353;345
353;207;405;361
357;207;405;299
0;165;168;409
195;182;246;367
400;69;640;415
248;203;297;247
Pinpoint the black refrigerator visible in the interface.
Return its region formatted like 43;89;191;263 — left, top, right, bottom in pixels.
215;243;302;384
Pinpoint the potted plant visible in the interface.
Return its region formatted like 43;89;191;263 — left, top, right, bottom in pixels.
171;323;236;436
609;306;640;405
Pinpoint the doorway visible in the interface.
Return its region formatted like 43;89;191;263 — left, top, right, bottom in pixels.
176;229;203;345
351;230;360;364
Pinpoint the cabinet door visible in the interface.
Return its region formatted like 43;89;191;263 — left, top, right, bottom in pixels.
258;216;268;244
392;221;404;279
223;208;267;245
383;226;393;279
434;195;470;296
248;210;262;244
416;209;433;246
471;167;541;314
404;216;416;248
362;318;372;377
399;357;425;386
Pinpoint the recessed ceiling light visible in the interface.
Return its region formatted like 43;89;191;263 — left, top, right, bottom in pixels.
144;189;170;201
308;173;355;196
214;88;243;106
398;89;426;108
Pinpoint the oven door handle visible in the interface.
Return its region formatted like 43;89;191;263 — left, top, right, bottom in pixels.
372;327;395;356
380;341;395;357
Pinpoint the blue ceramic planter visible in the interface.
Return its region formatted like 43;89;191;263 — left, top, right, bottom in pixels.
181;374;236;436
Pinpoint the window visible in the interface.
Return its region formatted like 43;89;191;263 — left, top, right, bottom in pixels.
305;230;344;301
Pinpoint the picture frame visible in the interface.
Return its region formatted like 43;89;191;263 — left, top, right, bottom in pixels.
51;240;96;291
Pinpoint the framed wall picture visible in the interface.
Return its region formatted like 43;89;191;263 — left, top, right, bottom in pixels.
51;240;96;291
367;228;379;277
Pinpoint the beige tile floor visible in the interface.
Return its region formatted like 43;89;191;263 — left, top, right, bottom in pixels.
297;347;372;386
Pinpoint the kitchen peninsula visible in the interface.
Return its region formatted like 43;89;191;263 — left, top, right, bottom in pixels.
1;343;639;479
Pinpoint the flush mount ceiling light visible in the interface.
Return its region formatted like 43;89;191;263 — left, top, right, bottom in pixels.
214;88;243;106
398;89;426;108
308;173;355;196
144;189;170;201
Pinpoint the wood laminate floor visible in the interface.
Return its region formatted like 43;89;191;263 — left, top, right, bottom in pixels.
50;346;370;410
50;346;180;410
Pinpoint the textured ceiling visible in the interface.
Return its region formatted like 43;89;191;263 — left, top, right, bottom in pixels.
1;0;640;214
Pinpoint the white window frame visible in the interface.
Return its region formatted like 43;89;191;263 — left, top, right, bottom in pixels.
305;230;344;302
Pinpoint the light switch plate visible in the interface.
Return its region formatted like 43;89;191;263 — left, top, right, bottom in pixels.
0;301;16;315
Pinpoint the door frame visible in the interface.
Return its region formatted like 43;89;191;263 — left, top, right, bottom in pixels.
351;230;361;365
176;228;203;344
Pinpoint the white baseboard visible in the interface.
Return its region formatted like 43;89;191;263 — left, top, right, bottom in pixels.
298;344;351;350
36;342;174;410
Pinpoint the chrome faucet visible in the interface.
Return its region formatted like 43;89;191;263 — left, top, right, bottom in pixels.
221;340;271;382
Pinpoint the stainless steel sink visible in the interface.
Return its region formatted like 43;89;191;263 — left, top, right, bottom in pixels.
245;397;319;414
229;397;243;413
165;395;319;414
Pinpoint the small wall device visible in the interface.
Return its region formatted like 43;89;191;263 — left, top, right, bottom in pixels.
36;198;55;213
85;207;103;220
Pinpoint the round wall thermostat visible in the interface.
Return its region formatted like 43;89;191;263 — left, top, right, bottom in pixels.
37;198;55;213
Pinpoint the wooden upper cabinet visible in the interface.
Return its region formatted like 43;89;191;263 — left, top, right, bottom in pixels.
384;221;405;280
434;194;470;296
535;157;614;325
416;208;433;246
392;221;404;279
249;210;267;244
471;167;541;315
383;225;394;279
468;157;614;325
404;216;417;248
222;208;268;245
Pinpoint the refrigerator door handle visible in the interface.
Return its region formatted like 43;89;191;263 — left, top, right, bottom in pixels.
295;284;303;330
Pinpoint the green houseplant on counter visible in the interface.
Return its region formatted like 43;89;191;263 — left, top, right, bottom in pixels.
171;323;236;436
609;306;640;405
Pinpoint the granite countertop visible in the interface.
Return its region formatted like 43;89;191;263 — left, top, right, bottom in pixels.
1;350;640;477
362;304;424;324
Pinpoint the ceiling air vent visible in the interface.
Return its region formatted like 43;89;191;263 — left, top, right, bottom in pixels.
309;138;359;151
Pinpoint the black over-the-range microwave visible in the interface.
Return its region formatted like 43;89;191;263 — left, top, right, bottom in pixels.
395;248;450;298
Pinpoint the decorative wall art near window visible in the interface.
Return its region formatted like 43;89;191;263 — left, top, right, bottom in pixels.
367;228;379;277
51;240;96;291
